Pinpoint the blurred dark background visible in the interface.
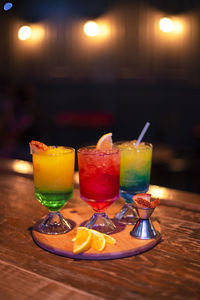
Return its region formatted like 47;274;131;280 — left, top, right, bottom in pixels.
0;0;200;193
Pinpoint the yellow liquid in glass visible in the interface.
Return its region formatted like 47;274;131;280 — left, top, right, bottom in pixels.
33;147;74;191
32;147;75;211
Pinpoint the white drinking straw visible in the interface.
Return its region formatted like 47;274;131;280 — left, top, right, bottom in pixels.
135;122;150;146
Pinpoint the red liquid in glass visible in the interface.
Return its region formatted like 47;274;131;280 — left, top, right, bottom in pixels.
78;147;120;212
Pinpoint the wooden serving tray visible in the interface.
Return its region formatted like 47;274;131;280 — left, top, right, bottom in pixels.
32;206;161;260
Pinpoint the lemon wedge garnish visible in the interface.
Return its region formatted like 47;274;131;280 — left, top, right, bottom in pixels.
96;133;113;150
73;227;92;254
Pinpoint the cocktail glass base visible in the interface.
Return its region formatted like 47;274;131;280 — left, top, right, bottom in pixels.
114;203;138;225
34;211;72;234
84;212;116;234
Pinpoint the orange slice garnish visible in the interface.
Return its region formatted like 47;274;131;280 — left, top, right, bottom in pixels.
90;229;106;252
72;228;116;253
102;233;116;245
96;133;112;150
29;140;48;154
73;227;92;254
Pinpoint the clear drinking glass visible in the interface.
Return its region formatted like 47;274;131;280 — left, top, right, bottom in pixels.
31;146;75;234
114;141;152;224
78;146;120;234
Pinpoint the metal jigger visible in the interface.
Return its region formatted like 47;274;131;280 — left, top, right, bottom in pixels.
130;205;159;239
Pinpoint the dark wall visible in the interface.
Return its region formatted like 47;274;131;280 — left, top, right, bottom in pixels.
0;0;200;193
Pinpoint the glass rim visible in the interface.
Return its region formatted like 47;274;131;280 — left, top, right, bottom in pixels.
78;145;119;155
32;146;75;156
114;141;152;149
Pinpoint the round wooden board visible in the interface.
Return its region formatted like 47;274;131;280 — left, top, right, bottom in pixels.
32;206;161;260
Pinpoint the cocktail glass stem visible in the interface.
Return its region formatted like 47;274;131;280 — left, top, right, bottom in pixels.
114;202;138;224
34;211;72;234
85;212;116;234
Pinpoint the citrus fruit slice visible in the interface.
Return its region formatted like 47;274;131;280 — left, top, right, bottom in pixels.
72;232;116;245
103;233;116;245
96;132;112;150
132;193;151;202
73;227;92;254
133;197;152;208
29;140;48;154
150;198;160;208
90;229;106;252
132;193;160;208
132;193;152;208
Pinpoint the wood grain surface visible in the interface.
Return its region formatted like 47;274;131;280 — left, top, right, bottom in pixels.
0;160;200;300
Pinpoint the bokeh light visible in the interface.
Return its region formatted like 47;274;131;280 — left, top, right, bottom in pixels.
173;21;183;33
12;160;33;175
18;26;32;40
4;2;13;11
83;21;99;37
159;18;173;32
31;25;45;41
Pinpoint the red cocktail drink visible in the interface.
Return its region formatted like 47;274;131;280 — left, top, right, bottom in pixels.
78;146;120;234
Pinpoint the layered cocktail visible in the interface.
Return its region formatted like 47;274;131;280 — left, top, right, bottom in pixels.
31;141;75;234
115;141;152;224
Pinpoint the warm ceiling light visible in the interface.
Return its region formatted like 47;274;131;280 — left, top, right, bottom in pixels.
159;18;173;33
18;25;32;40
31;25;45;41
83;21;99;37
173;21;183;33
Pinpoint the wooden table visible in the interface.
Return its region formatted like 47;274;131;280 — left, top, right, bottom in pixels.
0;159;200;299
